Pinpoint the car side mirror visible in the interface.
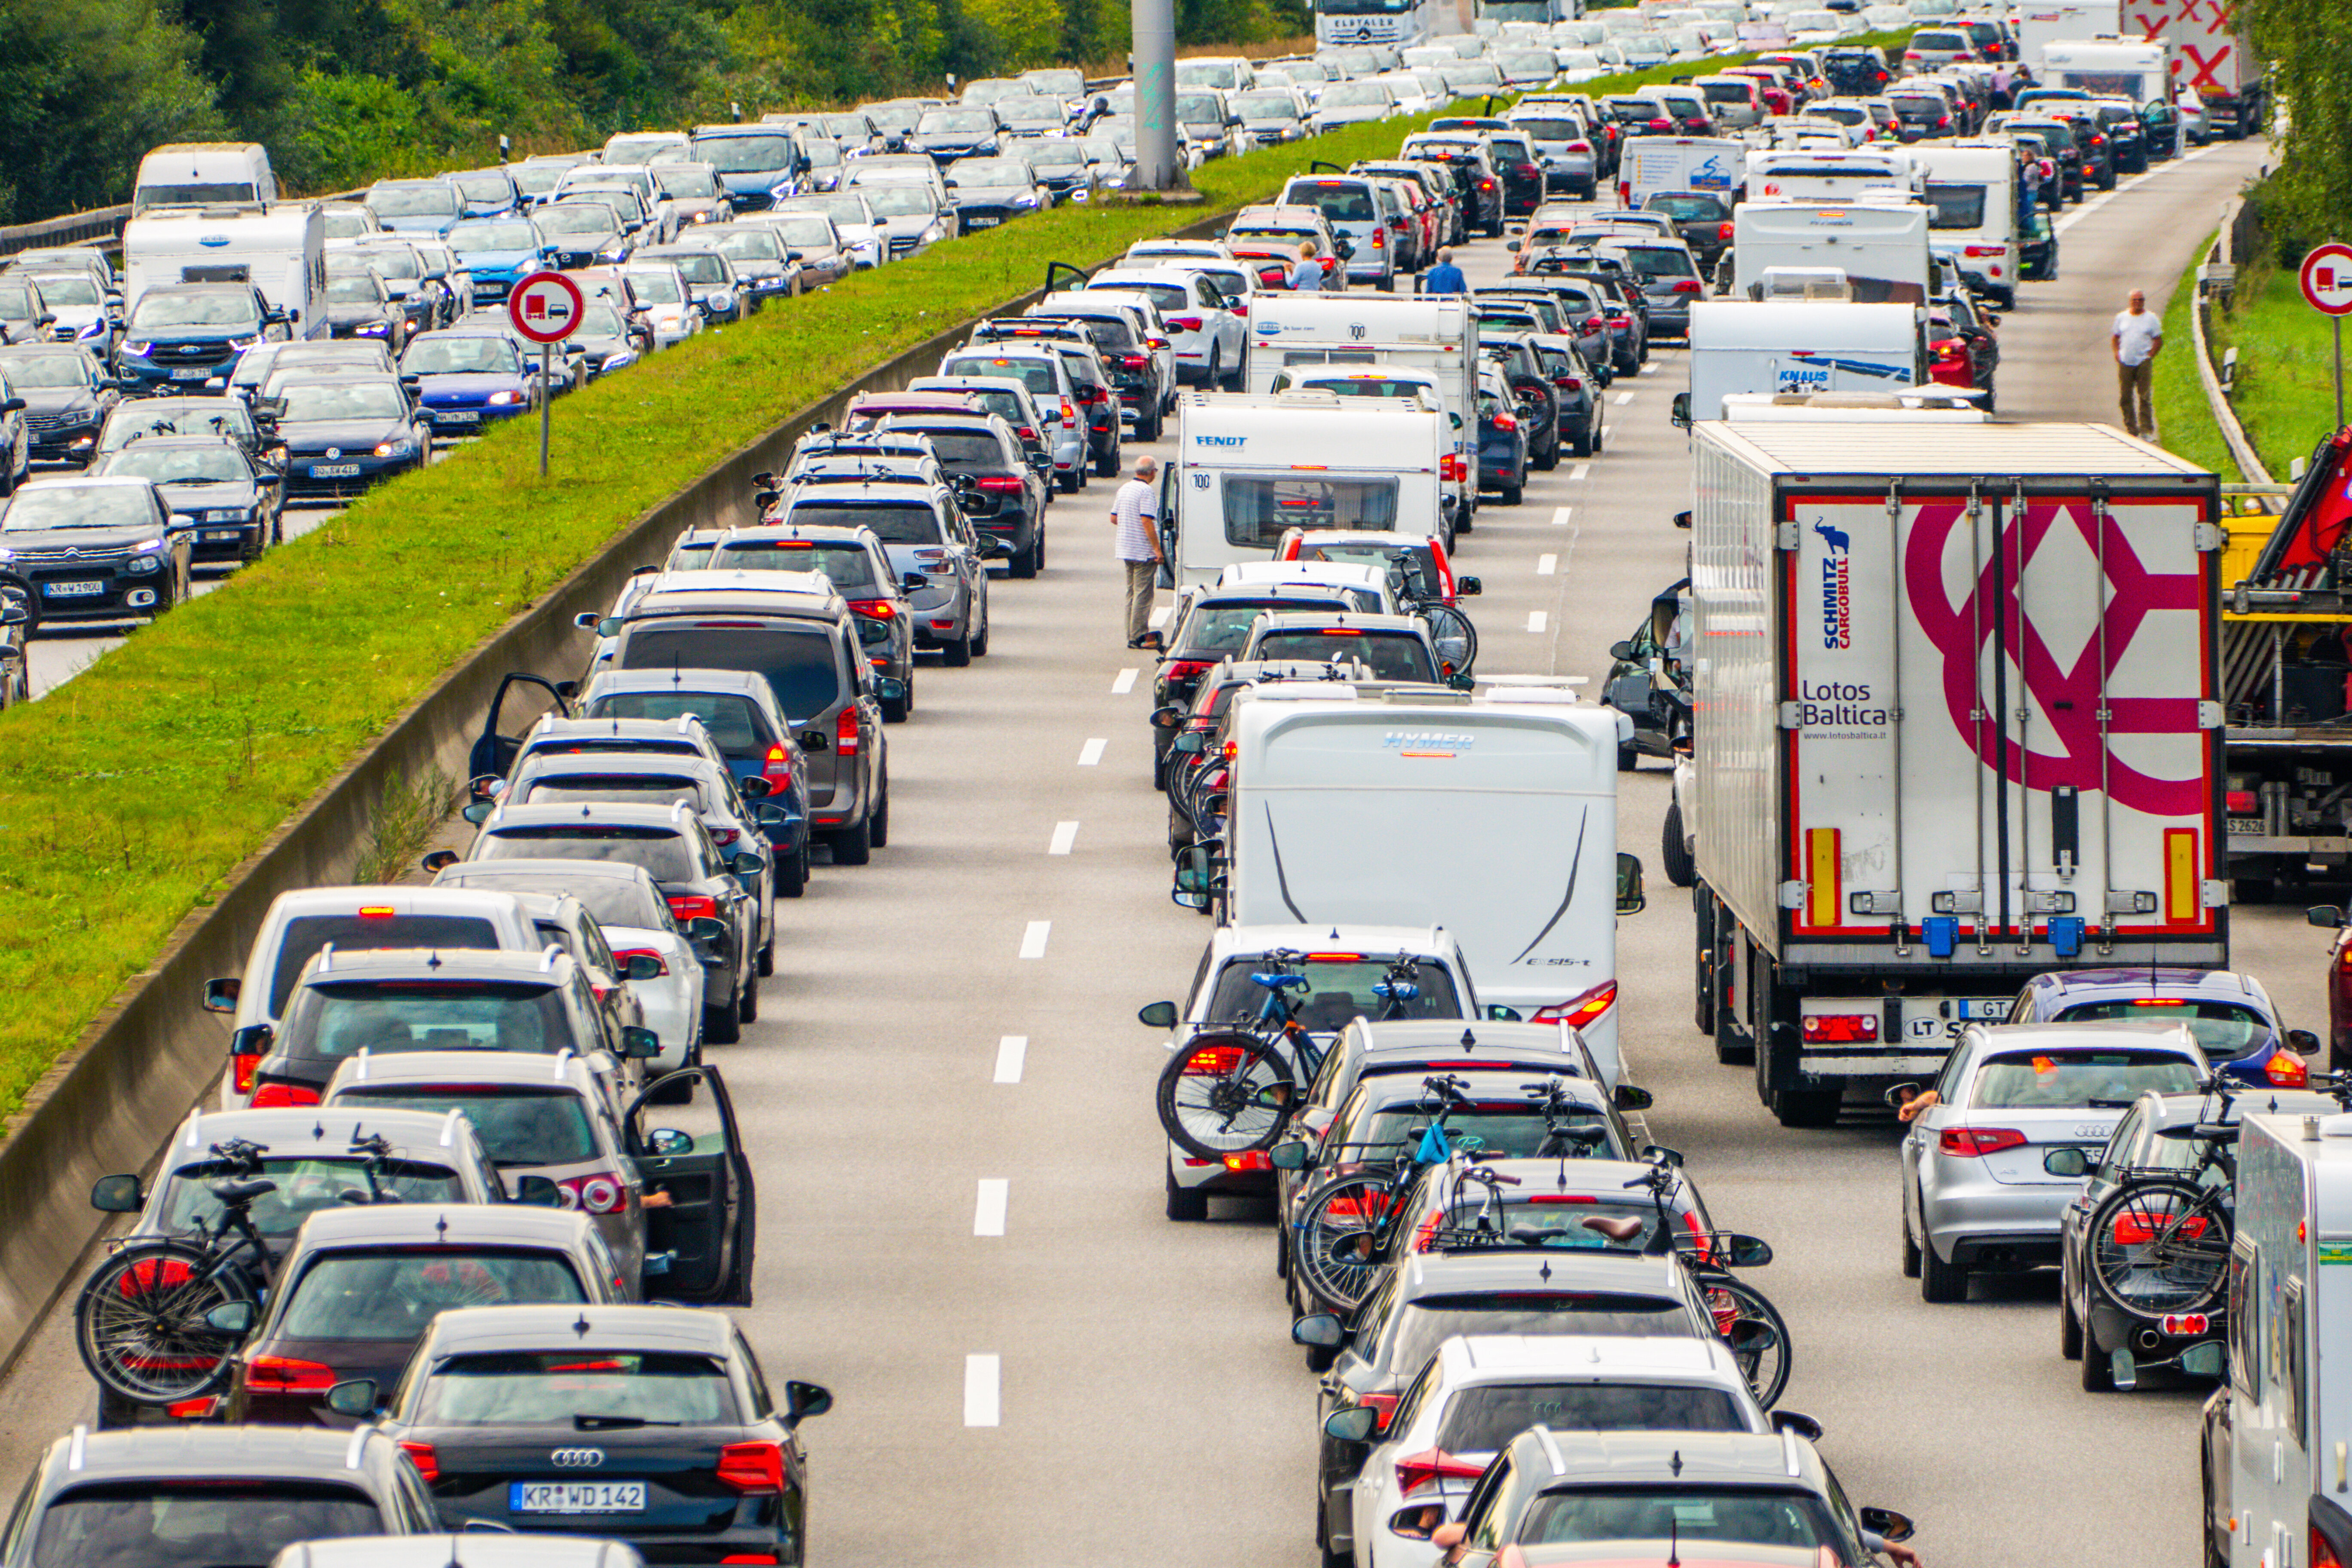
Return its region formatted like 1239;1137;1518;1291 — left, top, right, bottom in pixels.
1138;1000;1179;1029
875;676;908;704
1858;1509;1916;1545
1643;1143;1685;1168
1456;576;1480;596
1269;1140;1313;1170
1770;1409;1824;1441
91;1174;145;1213
2043;1146;2091;1177
325;1379;380;1419
1323;1405;1380;1442
1674;509;1693;530
2308;905;2347;929
899;572;926;593
421;849;460;873
1722;1232;1773;1267
203;1300;258;1337
461;801;493;824
1172;730;1205;755
1613;1083;1654;1113
1291;1313;1344;1348
687;915;729;943
1610;639;1637;662
202;976;242;1014
1671;391;1692;429
1615;851;1645;915
2290;1028;2322;1056
784;1379;833;1425
731;851;767;878
624;953;665;981
514;1174;564;1206
620;1025;663;1060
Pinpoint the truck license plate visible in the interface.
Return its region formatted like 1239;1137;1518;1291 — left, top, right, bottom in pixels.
510;1481;644;1514
311;463;361;478
43;580;103;597
1956;998;2011;1021
2227;818;2264;835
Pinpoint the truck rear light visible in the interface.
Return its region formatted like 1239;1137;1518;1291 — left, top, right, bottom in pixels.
836;707;859;756
1395;1449;1488;1494
2225;790;2257;814
717;1440;787;1493
1801;1012;1879;1042
249;1082;321;1109
2162;1313;2212;1337
1531;979;1616;1029
1939;1127;2027;1158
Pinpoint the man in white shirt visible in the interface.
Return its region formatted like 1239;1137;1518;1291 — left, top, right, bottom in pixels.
1111;456;1161;647
2112;288;2162;440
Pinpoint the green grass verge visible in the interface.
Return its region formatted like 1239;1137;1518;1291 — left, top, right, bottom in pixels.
2208;245;2347;482
2151;230;2243;484
0;32;1912;1121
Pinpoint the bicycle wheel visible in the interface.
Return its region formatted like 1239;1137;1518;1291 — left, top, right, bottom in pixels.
74;1240;256;1404
1293;1173;1406;1314
1423;604;1479;676
1701;1274;1791;1409
1155;1030;1291;1159
2088;1176;2230;1320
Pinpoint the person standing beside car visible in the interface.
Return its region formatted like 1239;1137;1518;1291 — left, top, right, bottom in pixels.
1289;241;1325;293
1421;247;1467;296
1112;456;1161;648
2112;287;2162;440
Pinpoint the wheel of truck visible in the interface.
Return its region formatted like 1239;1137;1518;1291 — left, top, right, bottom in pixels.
1693;888;1718;1038
1663;799;1694;887
1770;1087;1842;1129
2232;873;2274;905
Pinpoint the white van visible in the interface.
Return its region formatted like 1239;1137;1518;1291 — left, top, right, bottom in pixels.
1198;683;1642;1053
1619;135;1745;208
1164;392;1448;590
1908;142;2021;308
1732;200;1930;304
1680;300;1924;422
132;143;279;214
2040;37;2169;103
122;205;328;336
1745;146;1918;202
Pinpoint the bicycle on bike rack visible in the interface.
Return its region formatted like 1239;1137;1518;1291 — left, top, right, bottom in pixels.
1390;549;1479;679
2079;1074;2245;1327
1284;1075;1482;1315
1621;1145;1792;1409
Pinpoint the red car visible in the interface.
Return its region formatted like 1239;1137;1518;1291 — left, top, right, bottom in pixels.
1925;299;2000;411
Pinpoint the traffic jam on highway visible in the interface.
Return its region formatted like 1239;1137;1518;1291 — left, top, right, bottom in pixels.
0;0;2330;1564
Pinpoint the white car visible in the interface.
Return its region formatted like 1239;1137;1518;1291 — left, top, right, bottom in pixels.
1862;3;1914;27
1345;1335;1776;1568
1085;267;1249;389
621;261;704;350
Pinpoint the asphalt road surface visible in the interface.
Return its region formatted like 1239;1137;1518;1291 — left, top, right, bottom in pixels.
0;137;2280;1568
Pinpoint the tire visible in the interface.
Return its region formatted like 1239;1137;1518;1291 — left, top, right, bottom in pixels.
1154;1028;1290;1159
940;632;973;667
1422;605;1476;678
2080;1319;2116;1391
75;1240;254;1405
2087;1177;2229;1320
1771;1087;1841;1129
1501;483;1524;506
1292;1173;1400;1314
869;773;889;848
737;965;759;1023
2061;1287;2084;1360
757;929;774;977
1057;469;1079;494
775;841;806;898
1617;740;1638;772
1010;536;1038;579
1095;440;1118;479
1165;1163;1209;1222
704;995;741;1045
1704;1275;1791;1408
1204;346;1219;391
882;685;910;723
1662;799;1694;888
1919;1231;1970;1303
1532;437;1559;472
830;810;873;866
1901;1202;1922;1279
1139;408;1162;442
971;607;989;657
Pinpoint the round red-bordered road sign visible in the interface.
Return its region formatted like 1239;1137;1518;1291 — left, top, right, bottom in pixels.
508;270;586;343
2299;243;2352;317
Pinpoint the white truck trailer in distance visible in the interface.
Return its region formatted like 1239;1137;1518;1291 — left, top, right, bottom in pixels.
1686;419;2226;1126
1679;301;1923;423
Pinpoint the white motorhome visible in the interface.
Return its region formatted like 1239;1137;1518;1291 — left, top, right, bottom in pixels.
122;205;328;337
1164;392;1448;590
1679;301;1924;422
1746;147;1920;203
132;143;279;214
1196;683;1642;1052
2040;36;2170;102
1733;201;1930;304
1618;135;1746;208
2012;0;2122;70
1908;143;2022;307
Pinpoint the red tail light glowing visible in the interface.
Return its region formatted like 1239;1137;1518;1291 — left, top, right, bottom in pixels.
2113;1207;2209;1246
717;1441;787;1492
668;894;720;922
249;1083;321;1109
836;707;859;756
249;1355;337;1393
849;598;898;620
1395;1449;1489;1494
1939;1127;2027;1158
399;1442;440;1483
1532;979;1617;1029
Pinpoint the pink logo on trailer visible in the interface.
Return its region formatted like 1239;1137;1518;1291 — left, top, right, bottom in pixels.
1903;498;2205;817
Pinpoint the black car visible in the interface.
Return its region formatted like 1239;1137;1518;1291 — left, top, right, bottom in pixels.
942;156;1051;230
261;374;432;499
0;1425;437;1568
0;476;192;621
1400;141;1504;237
0;344;118;466
1600;96;1674;139
2050;105;2118;189
1477;334;1560;472
2094;100;2149;173
360;1304;827;1562
1481;133;1546;218
1600;579;1689;769
1019;300;1167;439
970;318;1122;474
535;203;637;270
1475;371;1530;507
323;272;410;351
566;303;649;381
2007;120;2083;204
1822;46;1894;95
1641;190;1736;271
2020;201;2061;281
873;412;1048;576
913;105;1004;161
92;436;281;565
1886;87;1957;141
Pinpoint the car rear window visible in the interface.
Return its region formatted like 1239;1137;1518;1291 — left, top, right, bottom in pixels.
517;772;707;810
1519;1487;1852;1555
1969;1049;2201;1109
709;539;880;591
619;622;841;723
1206;956;1461;1024
1176;600;1342;655
582;692;775;758
280;979;574;1060
161;1156;466;1236
1438;1382;1748;1451
417;1349;737;1425
481;823;701;882
1609;245;1698;280
942;356;1059;397
784;502;943;546
896;430;1003;467
1348;1099;1612;1161
31;1482;385;1568
1285;180;1377;223
2053;1001;2272;1059
335;1085;600;1166
1388;1292;1693;1378
277;1248;587;1341
269;914;502;1016
1250;629;1436;683
441;873;670;932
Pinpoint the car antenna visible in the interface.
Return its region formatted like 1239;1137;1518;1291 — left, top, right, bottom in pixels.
1667;1512;1681;1567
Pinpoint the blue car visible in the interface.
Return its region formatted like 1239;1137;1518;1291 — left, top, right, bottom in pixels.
399;329;537;437
448;167;523;219
447;217;556;304
2001;968;2319;1088
363;178;466;239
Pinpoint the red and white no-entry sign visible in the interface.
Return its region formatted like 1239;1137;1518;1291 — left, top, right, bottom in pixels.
508;270;585;343
2299;243;2352;317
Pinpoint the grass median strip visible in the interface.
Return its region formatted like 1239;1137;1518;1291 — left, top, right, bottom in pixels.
0;38;1912;1123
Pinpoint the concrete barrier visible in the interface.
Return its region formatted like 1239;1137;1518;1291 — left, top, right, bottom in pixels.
0;208;1232;1379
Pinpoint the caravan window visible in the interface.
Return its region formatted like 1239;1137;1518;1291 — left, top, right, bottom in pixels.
1921;183;1988;231
1222;475;1400;546
1279;349;1380;369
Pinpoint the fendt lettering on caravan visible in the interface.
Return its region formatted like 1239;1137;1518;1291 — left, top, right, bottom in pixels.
1685;419;2228;1127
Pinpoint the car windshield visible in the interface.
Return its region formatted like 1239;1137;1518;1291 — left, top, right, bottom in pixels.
511;165;569;196
278;1247;587;1340
693;134;798;172
1607;245;1698;279
453;222;538;251
861;187;937;217
1;487;148;532
581;692;774;758
1206;956;1461;1023
161;1155;466;1236
1093;279;1189;312
1286;180;1377;223
1970;1049;2202;1108
710;229;786;262
619;622;841;723
100;447;248;484
337;1085;599;1165
418;1349;735;1424
783;502;943;544
29;1482;383;1568
1176;600;1339;654
2054;1002;2272;1058
708;540;879;590
0;354;89;388
1388;1292;1694;1378
29;275;98;307
479;823;700;880
1250;628;1436;682
996;96;1061;123
281;383;407;421
280;979;573;1060
405;338;516;374
1519;1488;1859;1559
655;166;722;198
1646;194;1724;220
1439;1383;1749;1450
368;184;459;216
126;293;258;330
1223;475;1399;546
627;271;687;305
1511;118;1585;140
920;109;997;134
538;205;619;236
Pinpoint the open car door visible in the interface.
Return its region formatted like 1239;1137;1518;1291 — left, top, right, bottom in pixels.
624;1065;757;1306
468;672;570;784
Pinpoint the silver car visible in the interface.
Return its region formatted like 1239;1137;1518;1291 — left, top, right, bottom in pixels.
1895;1021;2207;1304
772;477;997;665
931;343;1089;492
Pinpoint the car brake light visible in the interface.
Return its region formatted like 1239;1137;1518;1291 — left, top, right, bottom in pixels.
2113;1207;2210;1246
1016;425;1037;440
167;1396;220;1420
1120;353;1148;369
1179;1044;1244;1075
613;948;667;977
1479;178;1495;190
1492;413;1517;431
1554;376;1582;392
1532;979;1617;1029
1061;399;1077;425
1718;221;1734;239
249;1082;321;1109
1440;454;1467;483
1222;1150;1271;1172
836;707;859;756
2164;1312;2212;1337
1163;658;1214;680
1939;1127;2027;1158
849;597;898;620
669;894;720;922
1395;1449;1490;1495
1371;228;1386;248
2268;1052;2310;1088
1671;279;1702;295
708;827;739;848
1166;314;1203;331
232;1051;263;1096
1608;315;1630;329
1801;1012;1879;1042
1567;141;1590;153
718;1441;787;1492
1357;1391;1400;1432
248;1355;338;1393
974;475;1024;492
1933;338;1967;361
558;1172;627;1213
398;1441;440;1483
763;744;793;787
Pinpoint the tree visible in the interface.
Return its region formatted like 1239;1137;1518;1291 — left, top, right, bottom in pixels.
0;0;224;219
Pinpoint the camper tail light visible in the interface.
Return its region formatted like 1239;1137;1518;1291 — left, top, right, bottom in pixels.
2160;1313;2211;1338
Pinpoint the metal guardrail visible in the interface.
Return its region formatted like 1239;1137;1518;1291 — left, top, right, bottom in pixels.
0;187;370;261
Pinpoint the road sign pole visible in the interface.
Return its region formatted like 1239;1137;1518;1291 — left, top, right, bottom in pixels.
2337;314;2345;432
539;344;551;478
508;268;582;476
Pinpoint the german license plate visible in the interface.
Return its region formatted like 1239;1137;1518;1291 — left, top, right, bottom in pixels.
170;367;208;380
311;463;361;478
202;530;242;541
510;1481;645;1514
43;580;103;597
967;216;999;227
2227;817;2264;836
1956;997;2011;1021
436;410;480;423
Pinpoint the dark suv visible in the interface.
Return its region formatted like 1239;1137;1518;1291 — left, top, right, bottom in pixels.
875;412;1048;576
114;283;291;392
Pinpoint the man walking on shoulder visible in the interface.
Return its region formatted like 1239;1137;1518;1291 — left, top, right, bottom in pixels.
1112;456;1162;647
2113;288;2162;440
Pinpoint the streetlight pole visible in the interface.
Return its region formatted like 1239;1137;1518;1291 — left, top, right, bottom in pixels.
1133;0;1182;192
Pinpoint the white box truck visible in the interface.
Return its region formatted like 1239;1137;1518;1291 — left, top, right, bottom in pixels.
1680;301;1924;422
1908;143;2022;308
1732;202;1931;305
2041;37;2171;103
1197;683;1642;1057
1163;391;1449;590
1617;136;1746;210
1686;419;2227;1127
122;205;328;339
2014;0;2122;70
2124;0;2264;137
